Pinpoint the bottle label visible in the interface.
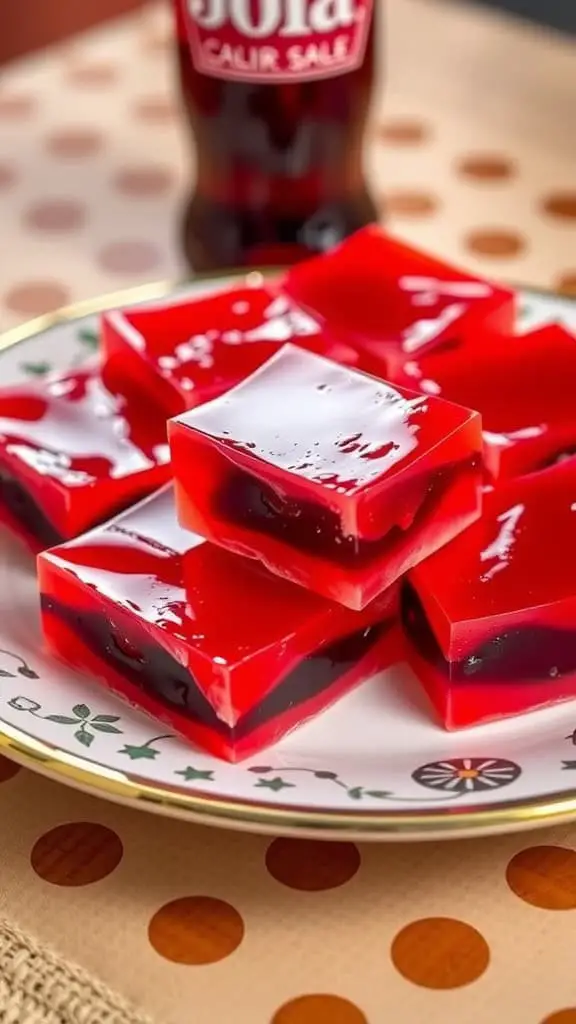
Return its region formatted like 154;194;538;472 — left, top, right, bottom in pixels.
182;0;374;83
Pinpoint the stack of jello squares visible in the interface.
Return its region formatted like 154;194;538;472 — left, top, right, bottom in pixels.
0;226;571;761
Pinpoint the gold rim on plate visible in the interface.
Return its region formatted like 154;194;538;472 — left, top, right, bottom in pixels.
1;277;576;841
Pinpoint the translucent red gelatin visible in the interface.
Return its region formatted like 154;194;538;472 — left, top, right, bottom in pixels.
402;459;576;728
284;225;515;379
0;366;170;550
102;282;359;417
38;487;399;762
399;324;576;480
169;345;483;610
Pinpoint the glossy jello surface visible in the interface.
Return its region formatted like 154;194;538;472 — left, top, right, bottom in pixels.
400;324;576;479
39;487;399;761
284;225;515;376
170;345;483;609
102;283;358;416
403;459;576;727
0;366;170;547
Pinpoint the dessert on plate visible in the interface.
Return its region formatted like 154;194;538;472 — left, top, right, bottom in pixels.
38;486;399;761
0;365;170;550
169;344;482;609
284;225;515;378
0;224;568;761
402;459;576;728
102;283;359;416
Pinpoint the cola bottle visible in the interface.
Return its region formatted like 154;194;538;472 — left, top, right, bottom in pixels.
173;0;378;272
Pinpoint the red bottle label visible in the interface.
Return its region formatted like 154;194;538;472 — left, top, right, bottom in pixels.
181;0;374;83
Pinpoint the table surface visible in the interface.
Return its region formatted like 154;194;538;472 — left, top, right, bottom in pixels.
0;2;575;1022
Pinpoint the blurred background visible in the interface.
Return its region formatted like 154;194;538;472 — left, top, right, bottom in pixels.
0;0;574;330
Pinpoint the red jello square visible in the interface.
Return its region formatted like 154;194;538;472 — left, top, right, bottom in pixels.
38;486;399;762
403;459;576;729
0;366;170;550
400;324;576;480
284;225;515;379
102;283;359;416
169;345;483;610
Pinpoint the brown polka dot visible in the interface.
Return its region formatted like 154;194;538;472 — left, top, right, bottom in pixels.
148;896;244;965
458;155;516;181
142;28;174;52
0;94;36;119
5;281;70;317
265;838;360;891
67;63;118;86
0;755;20;782
272;994;367;1024
31;822;123;886
556;272;576;297
97;240;162;275
391;917;490;989
385;191;439;217
378;119;429;145
541;1011;576;1024
133;96;180;122
506;845;576;909
24;199;86;232
113;166;174;197
0;164;16;190
542;192;576;221
465;228;526;258
46;128;104;158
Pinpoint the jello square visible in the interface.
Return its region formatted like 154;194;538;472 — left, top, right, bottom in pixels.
38;486;399;762
0;366;170;550
169;344;483;610
102;282;358;416
402;324;576;480
402;459;576;729
284;225;515;379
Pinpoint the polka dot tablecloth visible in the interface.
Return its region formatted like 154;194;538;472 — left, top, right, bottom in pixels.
0;2;575;1022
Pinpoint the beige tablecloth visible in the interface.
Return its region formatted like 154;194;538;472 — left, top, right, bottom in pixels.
0;3;575;1022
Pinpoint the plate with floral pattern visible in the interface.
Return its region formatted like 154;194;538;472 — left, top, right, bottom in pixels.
0;277;575;842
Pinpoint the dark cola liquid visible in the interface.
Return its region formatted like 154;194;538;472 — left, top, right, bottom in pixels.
173;1;378;272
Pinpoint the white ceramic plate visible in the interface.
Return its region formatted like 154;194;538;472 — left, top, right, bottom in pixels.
1;278;575;842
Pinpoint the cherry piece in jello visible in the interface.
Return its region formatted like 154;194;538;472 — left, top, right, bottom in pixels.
0;366;170;550
402;459;576;729
102;282;358;416
400;324;576;480
169;344;483;610
284;225;515;379
38;486;399;762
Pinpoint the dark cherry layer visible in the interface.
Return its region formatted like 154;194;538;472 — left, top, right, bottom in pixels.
102;283;358;416
170;344;482;608
42;593;390;742
398;324;576;480
0;466;62;548
402;587;576;685
218;458;471;569
284;225;515;377
38;487;399;760
0;366;170;545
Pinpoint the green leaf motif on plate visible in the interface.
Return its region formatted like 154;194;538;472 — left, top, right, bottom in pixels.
21;361;52;377
75;729;94;748
72;704;91;720
78;327;99;349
